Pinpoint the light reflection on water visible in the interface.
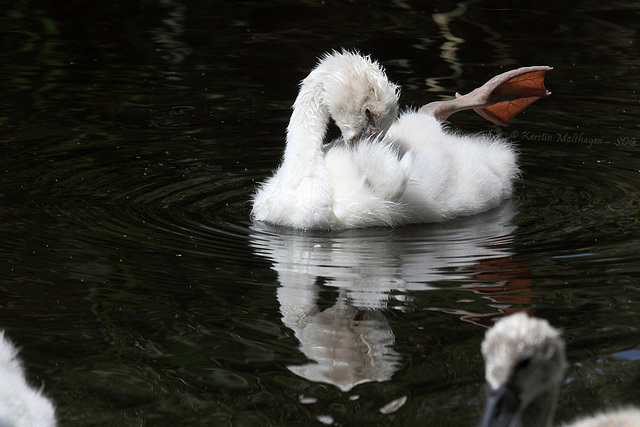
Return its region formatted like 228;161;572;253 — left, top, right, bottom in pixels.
250;201;521;306
1;0;640;425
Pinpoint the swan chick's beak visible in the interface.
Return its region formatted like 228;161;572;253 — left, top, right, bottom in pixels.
478;384;522;427
346;115;380;147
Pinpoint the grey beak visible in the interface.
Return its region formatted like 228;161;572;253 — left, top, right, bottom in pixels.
478;384;522;427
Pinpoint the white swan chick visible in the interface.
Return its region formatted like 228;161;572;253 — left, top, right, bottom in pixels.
0;331;56;427
252;51;551;229
479;312;640;427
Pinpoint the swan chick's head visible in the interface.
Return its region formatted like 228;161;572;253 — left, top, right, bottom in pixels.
312;51;399;145
479;312;567;427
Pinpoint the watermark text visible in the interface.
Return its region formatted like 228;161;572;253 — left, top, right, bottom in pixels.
510;130;636;149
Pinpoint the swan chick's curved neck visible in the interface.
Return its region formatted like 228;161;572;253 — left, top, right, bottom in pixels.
283;70;330;168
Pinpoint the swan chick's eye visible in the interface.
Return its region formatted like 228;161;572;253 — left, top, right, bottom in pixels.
515;357;532;371
365;108;373;120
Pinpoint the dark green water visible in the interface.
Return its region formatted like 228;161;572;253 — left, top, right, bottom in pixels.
1;0;639;425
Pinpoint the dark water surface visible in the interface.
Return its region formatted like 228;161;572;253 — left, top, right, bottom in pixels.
2;1;640;425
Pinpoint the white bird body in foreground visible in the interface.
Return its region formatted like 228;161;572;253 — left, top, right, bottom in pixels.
252;51;550;230
479;312;640;427
0;331;56;427
564;408;640;427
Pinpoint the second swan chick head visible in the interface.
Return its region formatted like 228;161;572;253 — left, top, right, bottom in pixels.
480;312;567;427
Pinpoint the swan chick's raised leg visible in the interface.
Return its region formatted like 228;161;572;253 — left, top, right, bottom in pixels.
420;66;552;126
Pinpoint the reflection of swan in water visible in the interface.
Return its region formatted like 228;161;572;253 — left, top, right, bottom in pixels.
251;202;519;391
479;313;640;427
253;201;518;309
282;292;400;392
0;331;56;427
252;50;551;229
